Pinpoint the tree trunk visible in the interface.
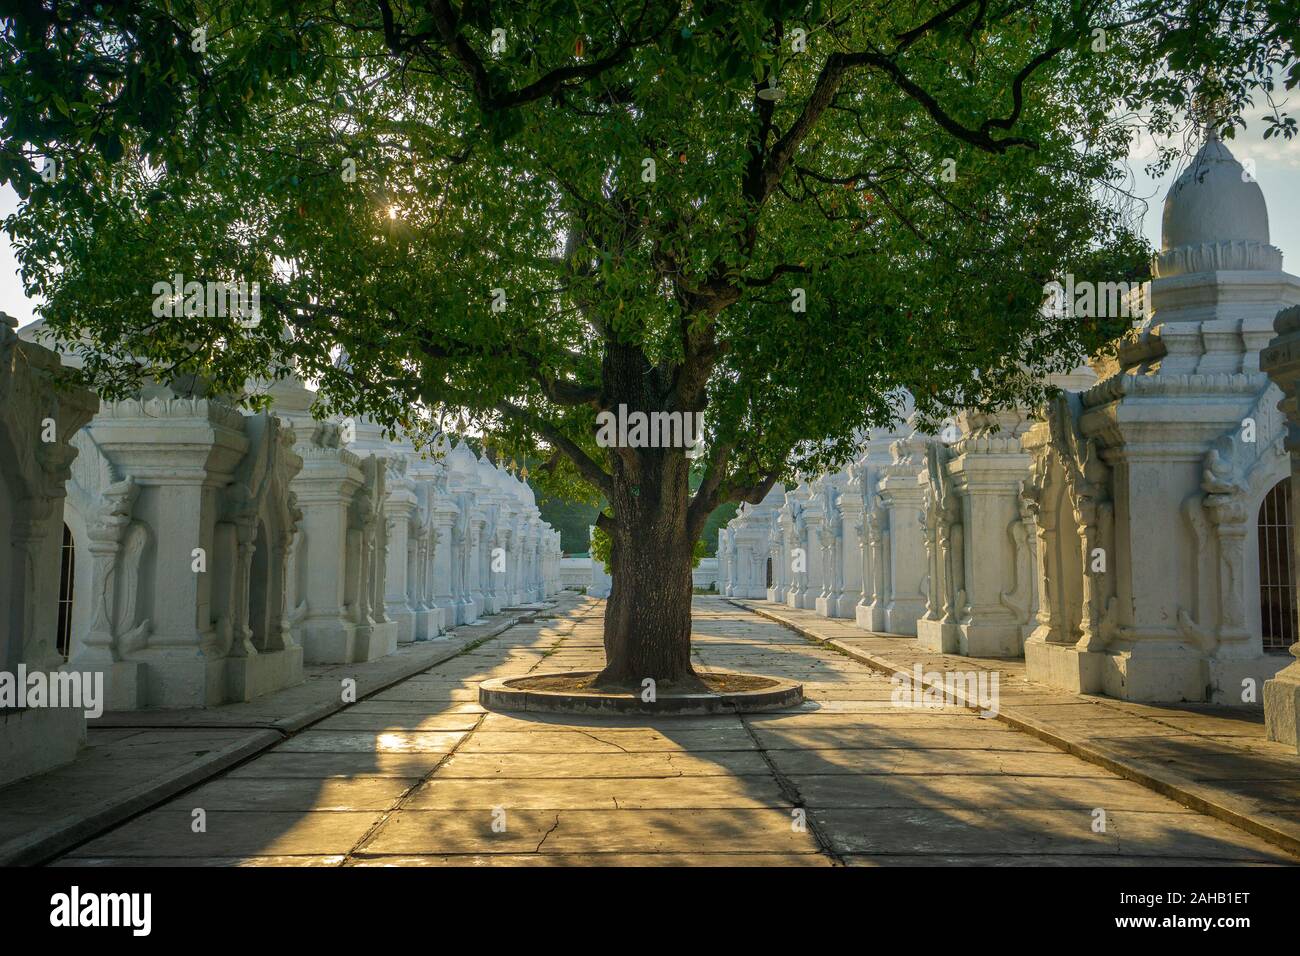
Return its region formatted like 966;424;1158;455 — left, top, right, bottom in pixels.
598;474;696;686
594;341;705;688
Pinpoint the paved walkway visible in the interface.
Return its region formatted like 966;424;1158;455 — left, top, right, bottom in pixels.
0;604;552;865
49;597;1297;866
733;598;1300;857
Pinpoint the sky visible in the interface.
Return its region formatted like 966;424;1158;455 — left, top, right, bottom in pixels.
2;117;1298;328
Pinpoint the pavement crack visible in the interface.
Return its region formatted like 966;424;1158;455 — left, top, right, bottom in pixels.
737;711;847;867
580;730;630;753
535;813;561;853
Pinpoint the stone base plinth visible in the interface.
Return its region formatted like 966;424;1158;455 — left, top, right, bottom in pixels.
1208;653;1290;706
428;607;447;639
814;595;836;617
413;607;439;640
0;705;85;788
766;587;785;603
956;620;1024;658
1265;661;1300;753
432;601;458;631
916;618;958;654
226;646;305;703
355;621;399;662
1027;639;1285;707
71;659;147;711
1027;638;1210;702
884;602;924;637
390;608;417;644
140;654;230;708
855;603;885;633
302;620;363;664
1097;644;1207;703
1024;639;1102;694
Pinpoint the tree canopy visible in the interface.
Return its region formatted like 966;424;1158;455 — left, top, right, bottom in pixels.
2;1;1297;680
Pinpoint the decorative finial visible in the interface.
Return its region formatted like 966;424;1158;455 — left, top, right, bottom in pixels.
1192;81;1228;142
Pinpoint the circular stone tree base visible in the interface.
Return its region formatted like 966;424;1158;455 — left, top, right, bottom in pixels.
478;670;803;716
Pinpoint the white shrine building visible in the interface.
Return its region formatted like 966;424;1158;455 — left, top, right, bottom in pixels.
0;323;560;783
723;128;1300;730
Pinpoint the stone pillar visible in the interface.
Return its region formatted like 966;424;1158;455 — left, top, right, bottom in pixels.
778;484;811;608
766;520;786;603
851;431;904;631
800;489;825;612
722;528;733;595
431;495;459;627
286;425;372;662
383;462;419;643
837;475;864;618
1261;304;1300;751
0;316;97;785
943;410;1039;657
874;431;929;635
916;440;963;652
718;529;731;595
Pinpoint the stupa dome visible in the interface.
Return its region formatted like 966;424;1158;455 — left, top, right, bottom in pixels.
1161;130;1269;251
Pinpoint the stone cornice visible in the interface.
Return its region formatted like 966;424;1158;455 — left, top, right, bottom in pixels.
1083;370;1268;409
1154;241;1283;278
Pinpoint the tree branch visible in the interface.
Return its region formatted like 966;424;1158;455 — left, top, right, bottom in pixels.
421;0;672;113
496;400;613;498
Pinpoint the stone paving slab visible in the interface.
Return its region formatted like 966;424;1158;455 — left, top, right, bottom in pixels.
0;728;281;867
750;726;1059;752
0;600;575;865
39;595;1300;867
345;700;484;716
309;713;482;732
788;773;1185;811
477;712;742;732
743;711;1004;729
402;775;791;810
841;855;1283;867
814;807;1291;861
361;808;822;856
435;750;774;778
347;853;833;867
275;730;468;753
224;752;449;778
769;747;1114;777
52;855;350;867
180;777;414;811
729;596;1300;858
456;728;758;753
67;809;385;858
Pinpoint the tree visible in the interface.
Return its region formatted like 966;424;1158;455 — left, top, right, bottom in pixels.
2;0;1295;686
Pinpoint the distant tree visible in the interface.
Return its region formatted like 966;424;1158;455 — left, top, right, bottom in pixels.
2;0;1294;685
701;501;739;557
534;493;601;554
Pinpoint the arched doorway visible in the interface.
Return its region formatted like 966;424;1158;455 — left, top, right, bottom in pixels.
1258;477;1296;652
765;556;773;589
56;522;75;660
